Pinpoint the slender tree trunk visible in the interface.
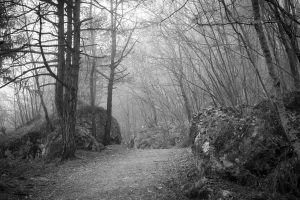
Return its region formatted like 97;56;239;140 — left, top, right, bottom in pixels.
177;45;192;121
104;0;117;145
221;0;270;99
282;1;300;86
272;3;300;90
89;0;97;138
252;0;300;156
39;90;53;130
53;0;66;157
16;93;25;125
61;0;73;160
150;101;158;126
56;0;65;118
104;71;115;145
29;91;35;118
23;92;30;122
178;77;192;121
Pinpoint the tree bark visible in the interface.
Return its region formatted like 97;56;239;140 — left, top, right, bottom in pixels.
104;0;117;145
61;0;81;160
271;1;300;90
56;0;65;118
178;76;192;121
251;0;300;156
89;0;97;138
104;70;115;145
177;45;192;121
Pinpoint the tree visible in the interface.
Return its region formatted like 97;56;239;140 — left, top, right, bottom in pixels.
61;0;81;159
269;0;300;90
103;0;136;145
103;0;118;145
88;0;97;138
39;0;82;160
251;0;300;156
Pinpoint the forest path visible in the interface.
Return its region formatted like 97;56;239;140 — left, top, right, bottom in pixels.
34;145;192;200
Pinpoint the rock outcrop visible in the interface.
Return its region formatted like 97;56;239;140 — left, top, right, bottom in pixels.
77;105;122;145
190;97;300;197
0;105;121;160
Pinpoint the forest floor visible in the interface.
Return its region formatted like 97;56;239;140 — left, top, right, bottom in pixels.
1;145;196;200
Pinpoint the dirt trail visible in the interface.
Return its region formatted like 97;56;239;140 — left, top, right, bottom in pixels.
34;145;192;200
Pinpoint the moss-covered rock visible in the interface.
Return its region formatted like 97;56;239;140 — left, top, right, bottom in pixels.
77;105;122;144
0;105;121;160
190;101;300;196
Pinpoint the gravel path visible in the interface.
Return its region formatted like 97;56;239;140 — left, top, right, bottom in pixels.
34;145;191;200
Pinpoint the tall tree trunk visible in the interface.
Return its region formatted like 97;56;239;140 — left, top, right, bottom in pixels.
252;0;300;156
38;90;53;131
61;0;81;160
23;92;30;122
55;0;66;139
271;2;300;90
283;0;300;88
221;0;270;99
89;0;97;138
56;0;65;118
150;101;158;126
29;91;35;118
104;70;115;145
104;0;117;145
178;76;192;121
16;93;25;125
177;45;192;121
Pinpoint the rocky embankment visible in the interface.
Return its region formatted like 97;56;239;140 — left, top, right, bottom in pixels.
0;105;122;161
187;92;300;200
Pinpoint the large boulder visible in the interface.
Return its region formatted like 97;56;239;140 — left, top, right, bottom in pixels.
190;101;300;196
42;126;106;161
77;105;122;144
0;105;120;160
1;125;104;160
43;105;121;160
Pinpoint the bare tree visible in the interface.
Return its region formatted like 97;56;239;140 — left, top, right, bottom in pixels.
251;0;300;156
103;0;136;145
89;0;97;138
